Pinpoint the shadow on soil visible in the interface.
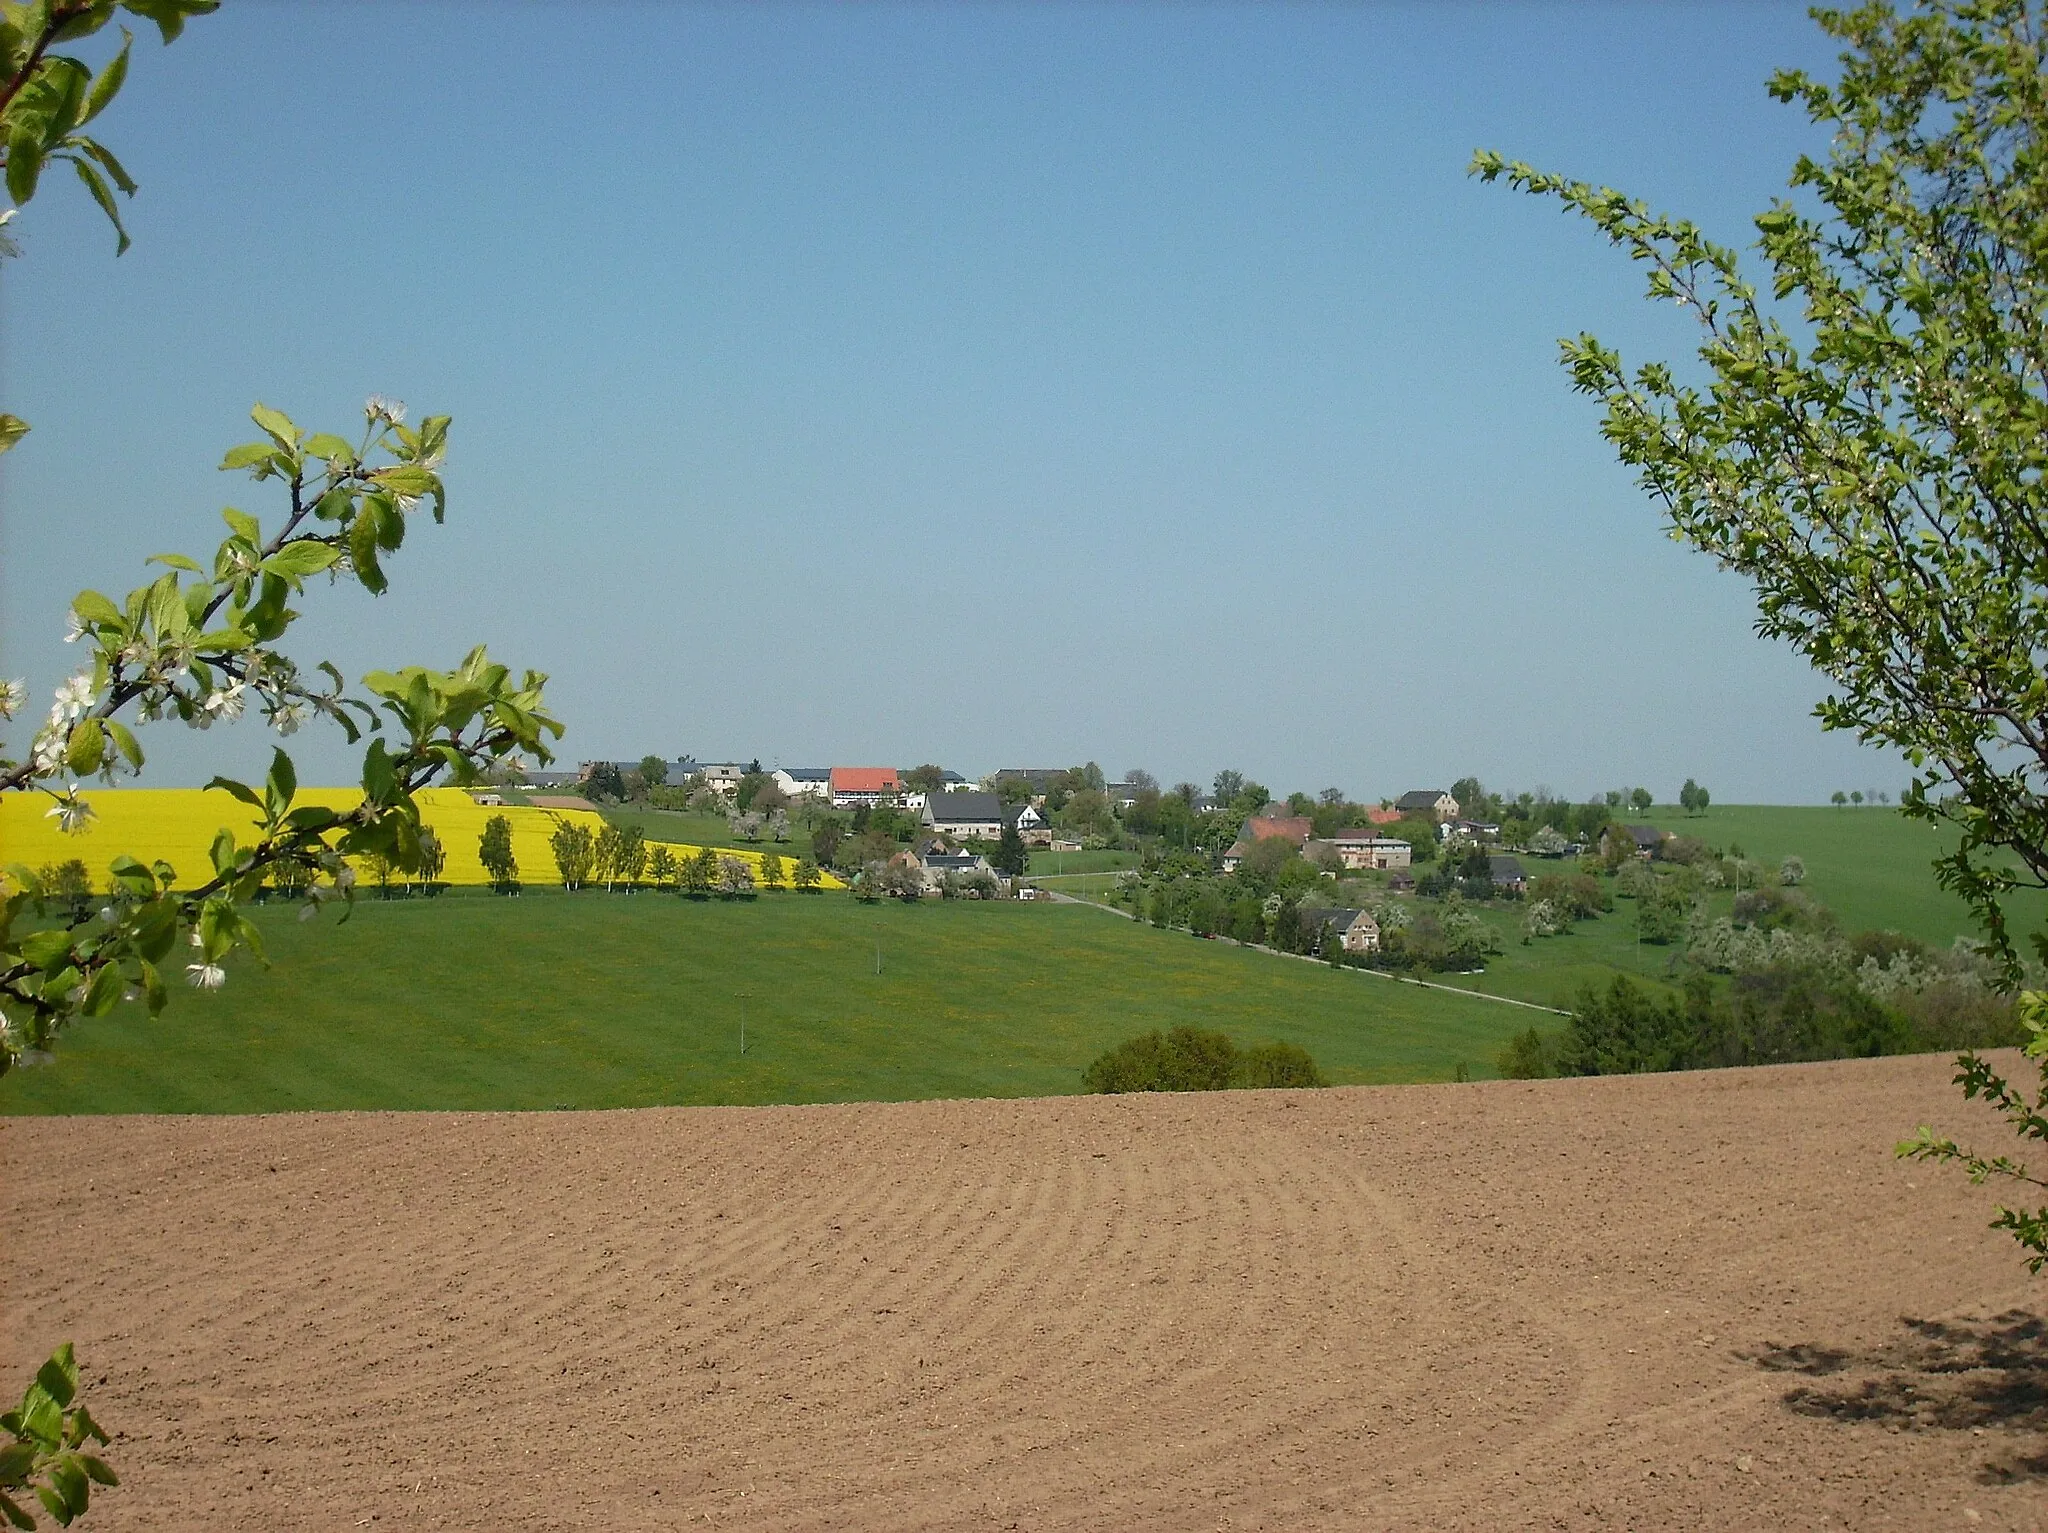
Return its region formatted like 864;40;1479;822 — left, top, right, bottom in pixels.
1742;1311;2048;1483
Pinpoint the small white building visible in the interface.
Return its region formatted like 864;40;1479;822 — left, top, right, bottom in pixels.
772;767;833;801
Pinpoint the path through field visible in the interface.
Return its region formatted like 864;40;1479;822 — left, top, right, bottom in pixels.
5;1054;2046;1528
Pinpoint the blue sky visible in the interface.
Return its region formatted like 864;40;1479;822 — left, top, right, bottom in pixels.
2;1;1909;803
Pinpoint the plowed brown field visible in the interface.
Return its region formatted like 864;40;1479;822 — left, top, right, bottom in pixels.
7;1053;2048;1529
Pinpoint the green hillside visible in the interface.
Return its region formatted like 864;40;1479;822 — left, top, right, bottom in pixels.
1635;804;2044;947
0;894;1532;1115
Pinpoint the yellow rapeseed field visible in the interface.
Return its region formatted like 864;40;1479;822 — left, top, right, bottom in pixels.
0;788;839;890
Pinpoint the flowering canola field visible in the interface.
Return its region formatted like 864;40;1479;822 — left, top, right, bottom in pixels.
0;788;839;890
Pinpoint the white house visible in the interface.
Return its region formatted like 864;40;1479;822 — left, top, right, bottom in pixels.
772;767;833;801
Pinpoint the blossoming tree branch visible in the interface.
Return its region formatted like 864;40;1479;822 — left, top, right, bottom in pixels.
2;10;563;1520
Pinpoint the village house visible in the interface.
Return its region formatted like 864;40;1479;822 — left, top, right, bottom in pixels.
1012;802;1052;847
772;766;833;801
832;766;901;808
689;762;751;794
1221;807;1314;872
1394;789;1461;822
1301;906;1382;955
1329;828;1414;871
1619;824;1670;859
1488;855;1528;894
923;791;1006;841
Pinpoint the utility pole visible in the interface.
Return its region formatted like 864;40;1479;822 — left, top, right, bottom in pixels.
738;991;749;1056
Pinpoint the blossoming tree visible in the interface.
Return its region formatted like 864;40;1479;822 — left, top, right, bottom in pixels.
0;4;561;1523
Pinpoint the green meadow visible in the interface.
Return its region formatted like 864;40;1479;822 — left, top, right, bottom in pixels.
1634;804;2044;946
0;893;1532;1115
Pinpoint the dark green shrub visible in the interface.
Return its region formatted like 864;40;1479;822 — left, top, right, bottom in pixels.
1237;1041;1327;1089
1083;1026;1326;1093
1496;1026;1556;1079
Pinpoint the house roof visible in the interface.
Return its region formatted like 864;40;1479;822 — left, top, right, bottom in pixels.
925;791;1004;824
1395;790;1451;811
1301;907;1376;936
1488;855;1528;883
1624;824;1667;848
1332;828;1412;844
993;768;1065;786
832;766;900;792
1364;806;1404;825
1243;814;1313;847
777;766;831;781
921;853;985;871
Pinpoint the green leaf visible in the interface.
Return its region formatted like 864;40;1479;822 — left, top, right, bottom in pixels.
120;0;222;46
80;26;132;125
202;776;263;810
361;738;396;803
70;589;122;627
260;540;339;578
248;402;297;450
220;505;259;543
63;153;129;254
284;805;339;831
21;931;76;971
348;509;386;595
8;119;46;207
77;1456;116;1487
144;552;202;573
209;827;238;879
0;415;28;454
265;747;296;811
302;432;353;462
1;1489;39;1530
65;720;105;776
218;442;272;471
81;962;123;1018
97;718;137;774
35;1347;77;1410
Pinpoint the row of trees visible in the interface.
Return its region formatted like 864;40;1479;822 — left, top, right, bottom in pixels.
471;813;821;895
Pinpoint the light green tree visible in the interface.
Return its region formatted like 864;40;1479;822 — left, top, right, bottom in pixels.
478;814;517;893
548;819;594;890
1476;0;2048;1263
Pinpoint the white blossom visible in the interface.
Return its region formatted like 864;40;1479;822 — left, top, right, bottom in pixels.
44;791;96;835
203;682;247;723
185;962;226;991
268;700;309;736
62;611;86;643
30;728;66;775
51;673;98;723
365;395;406;426
0;678;23;719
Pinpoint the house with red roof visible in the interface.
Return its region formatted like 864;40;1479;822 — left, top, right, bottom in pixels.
831;766;901;808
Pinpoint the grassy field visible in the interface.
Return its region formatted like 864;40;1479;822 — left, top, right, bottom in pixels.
592;804;819;860
1027;848;1139;875
0;893;1538;1115
1635;804;2043;946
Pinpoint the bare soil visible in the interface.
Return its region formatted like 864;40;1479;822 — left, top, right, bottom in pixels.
7;1053;2048;1529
